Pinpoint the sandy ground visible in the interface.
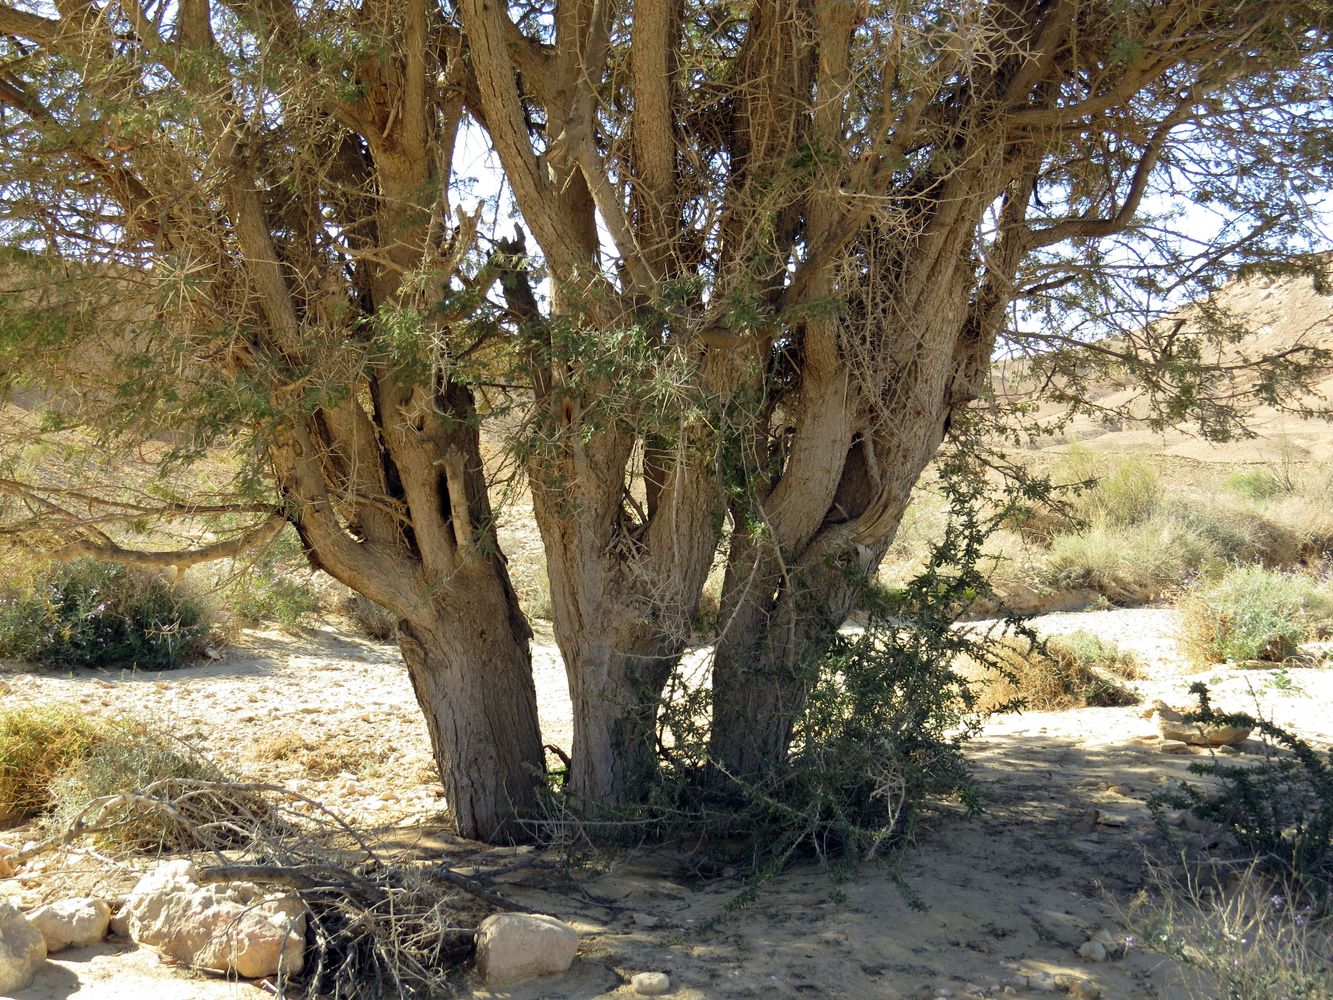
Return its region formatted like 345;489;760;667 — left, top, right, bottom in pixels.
4;607;1332;1000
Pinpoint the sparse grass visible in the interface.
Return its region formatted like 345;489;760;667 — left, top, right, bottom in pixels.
220;567;322;630
1041;512;1221;604
341;592;397;642
1224;468;1294;501
968;635;1140;713
0;559;211;670
1052;630;1143;678
0;703;220;838
247;731;385;778
1178;565;1333;665
1123;862;1333;1000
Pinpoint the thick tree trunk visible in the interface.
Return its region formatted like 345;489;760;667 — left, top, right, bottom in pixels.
709;540;883;779
560;636;673;806
395;570;545;842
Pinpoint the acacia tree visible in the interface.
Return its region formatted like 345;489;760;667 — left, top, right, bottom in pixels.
1;0;1329;840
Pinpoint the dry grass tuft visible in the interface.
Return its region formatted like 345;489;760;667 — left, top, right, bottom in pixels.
1120;861;1333;1000
248;732;386;778
340;592;397;642
968;635;1140;713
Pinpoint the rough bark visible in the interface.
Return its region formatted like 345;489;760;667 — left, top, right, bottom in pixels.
397;577;544;842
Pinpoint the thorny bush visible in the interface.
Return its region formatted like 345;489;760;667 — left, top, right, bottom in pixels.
1151;683;1333;905
539;454;1036;892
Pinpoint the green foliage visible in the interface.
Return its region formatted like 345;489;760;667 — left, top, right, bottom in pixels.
1055;446;1160;526
1178;565;1331;664
551;458;1026;879
0;559;209;670
1150;684;1333;899
214;525;322;630
1224;468;1293;501
225;570;322;630
1041;511;1220;603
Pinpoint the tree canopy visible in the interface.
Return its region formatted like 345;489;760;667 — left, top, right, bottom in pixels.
1;0;1330;840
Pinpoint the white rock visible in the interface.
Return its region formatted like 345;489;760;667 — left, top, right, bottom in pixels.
0;898;47;994
26;897;111;952
474;912;578;985
120;861;305;979
1152;703;1251;746
633;971;671;995
1077;939;1107;962
1160;740;1193;755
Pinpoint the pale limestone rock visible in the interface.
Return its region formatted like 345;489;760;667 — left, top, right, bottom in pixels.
1152;702;1251;746
26;897;111;952
0;898;46;994
120;861;305;979
474;912;578;985
632;971;671;995
1077;940;1107;962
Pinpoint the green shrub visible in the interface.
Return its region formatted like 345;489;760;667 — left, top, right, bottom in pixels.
1150;684;1333;897
1054;446;1160;526
1223;467;1293;501
0;560;209;670
1179;565;1331;664
1042;513;1220;604
225;569;322;629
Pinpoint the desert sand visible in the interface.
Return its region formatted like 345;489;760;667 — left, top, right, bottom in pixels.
4;606;1331;1000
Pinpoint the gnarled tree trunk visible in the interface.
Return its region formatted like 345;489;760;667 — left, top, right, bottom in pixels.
397;574;544;842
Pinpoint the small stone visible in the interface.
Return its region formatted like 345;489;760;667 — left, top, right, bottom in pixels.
632;971;671;995
1160;740;1192;755
0;898;47;994
1030;972;1059;992
1061;977;1102;1000
26;897;111;952
1077;940;1107;962
474;912;578;985
1090;929;1119;950
1010;974;1029;988
0;842;17;879
1003;989;1017;996
1094;811;1128;828
631;912;662;929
